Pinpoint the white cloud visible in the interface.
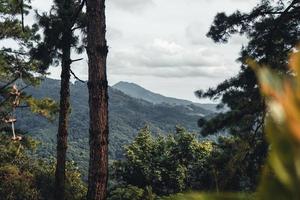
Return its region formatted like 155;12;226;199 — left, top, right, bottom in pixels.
107;27;123;41
26;0;259;102
107;38;235;79
185;22;209;45
152;39;183;55
108;0;155;12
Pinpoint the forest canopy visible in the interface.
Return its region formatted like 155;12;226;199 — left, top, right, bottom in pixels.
1;0;300;200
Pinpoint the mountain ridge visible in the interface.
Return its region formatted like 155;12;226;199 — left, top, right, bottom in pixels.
113;81;217;113
14;78;212;176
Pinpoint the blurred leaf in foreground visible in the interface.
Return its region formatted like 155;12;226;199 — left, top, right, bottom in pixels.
253;50;300;199
163;192;253;200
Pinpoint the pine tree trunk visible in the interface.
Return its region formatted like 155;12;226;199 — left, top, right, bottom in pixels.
86;0;109;199
55;33;72;200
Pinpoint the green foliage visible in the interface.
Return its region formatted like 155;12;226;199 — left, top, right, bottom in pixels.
197;0;300;137
0;0;58;127
32;160;87;200
33;0;86;68
112;127;216;196
27;97;58;121
0;132;87;200
195;0;300;193
0;0;41;76
15;78;202;177
0;0;36;41
163;43;300;200
208;135;266;192
108;185;150;200
108;185;158;200
112;126;266;199
163;193;253;200
0;164;40;200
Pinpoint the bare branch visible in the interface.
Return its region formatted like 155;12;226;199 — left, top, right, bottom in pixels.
70;69;85;83
71;25;85;31
70;58;83;63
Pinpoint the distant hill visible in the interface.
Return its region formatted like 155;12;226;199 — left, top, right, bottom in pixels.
14;78;213;175
113;81;194;105
113;81;217;113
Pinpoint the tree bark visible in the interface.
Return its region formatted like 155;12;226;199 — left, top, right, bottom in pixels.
86;0;109;199
55;32;72;200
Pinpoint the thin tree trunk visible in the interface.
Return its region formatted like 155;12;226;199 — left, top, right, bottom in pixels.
86;0;109;199
55;32;72;200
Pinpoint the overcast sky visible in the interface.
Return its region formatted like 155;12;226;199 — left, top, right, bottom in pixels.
30;0;259;103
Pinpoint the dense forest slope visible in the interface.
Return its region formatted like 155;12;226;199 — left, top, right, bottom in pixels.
15;78;213;171
113;81;217;113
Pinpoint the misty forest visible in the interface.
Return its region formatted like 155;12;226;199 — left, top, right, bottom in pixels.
1;0;300;199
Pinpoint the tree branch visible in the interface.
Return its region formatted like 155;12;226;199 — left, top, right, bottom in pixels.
253;118;264;136
0;77;19;92
260;11;299;15
1;48;29;56
0;84;31;108
70;58;83;63
71;25;85;31
17;105;29;108
70;69;85;83
19;0;25;32
278;0;299;19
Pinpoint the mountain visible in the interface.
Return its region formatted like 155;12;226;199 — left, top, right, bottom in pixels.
13;78;212;176
113;81;217;113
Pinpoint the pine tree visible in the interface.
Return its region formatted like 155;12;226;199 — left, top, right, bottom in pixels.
0;0;57;123
0;0;40;105
196;0;300;189
198;0;300;137
33;0;86;199
86;0;109;199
